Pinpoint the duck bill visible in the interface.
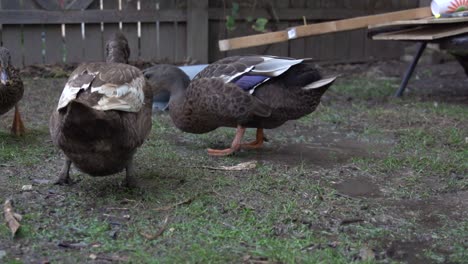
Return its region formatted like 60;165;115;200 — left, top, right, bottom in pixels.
1;69;9;85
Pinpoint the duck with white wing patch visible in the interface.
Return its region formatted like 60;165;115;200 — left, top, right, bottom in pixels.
49;32;152;187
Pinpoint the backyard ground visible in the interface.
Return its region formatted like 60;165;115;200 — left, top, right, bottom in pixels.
0;58;467;263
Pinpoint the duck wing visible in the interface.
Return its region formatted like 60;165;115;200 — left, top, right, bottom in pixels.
186;78;271;121
194;56;305;94
56;62;145;112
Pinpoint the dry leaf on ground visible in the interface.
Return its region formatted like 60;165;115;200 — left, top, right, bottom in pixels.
195;161;258;171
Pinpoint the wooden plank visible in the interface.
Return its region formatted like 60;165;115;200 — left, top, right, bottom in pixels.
370;16;468;29
44;24;64;64
187;0;208;63
0;9;187;24
372;24;468;40
219;7;432;51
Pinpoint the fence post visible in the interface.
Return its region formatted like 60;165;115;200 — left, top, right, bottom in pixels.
187;0;208;64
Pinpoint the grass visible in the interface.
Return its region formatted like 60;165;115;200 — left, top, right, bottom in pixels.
0;74;467;263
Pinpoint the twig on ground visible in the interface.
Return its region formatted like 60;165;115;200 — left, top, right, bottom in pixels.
140;215;170;240
186;161;258;171
3;199;21;237
339;218;365;226
153;191;215;212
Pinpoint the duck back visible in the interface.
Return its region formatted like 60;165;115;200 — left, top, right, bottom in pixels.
244;63;331;128
50;79;152;176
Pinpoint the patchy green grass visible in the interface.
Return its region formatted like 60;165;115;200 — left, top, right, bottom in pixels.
1;72;467;263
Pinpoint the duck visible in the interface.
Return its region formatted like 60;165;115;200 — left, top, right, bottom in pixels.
49;32;152;187
144;55;336;156
0;47;25;136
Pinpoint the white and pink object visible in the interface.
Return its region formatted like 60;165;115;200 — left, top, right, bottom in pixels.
431;0;468;15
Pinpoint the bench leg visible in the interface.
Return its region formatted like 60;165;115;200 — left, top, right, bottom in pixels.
395;42;427;97
451;53;468;76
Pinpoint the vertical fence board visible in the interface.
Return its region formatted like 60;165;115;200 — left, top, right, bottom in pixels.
140;0;158;61
208;20;225;62
176;22;187;62
84;1;103;62
289;21;306;58
102;0;120;60
122;22;139;61
122;0;139;61
21;0;43;65
1;25;23;67
0;0;23;66
159;22;176;62
22;26;44;65
140;23;158;61
65;24;84;63
44;25;63;64
187;0;208;63
84;23;104;62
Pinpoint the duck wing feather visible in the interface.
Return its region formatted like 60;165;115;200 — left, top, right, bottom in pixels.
57;62;145;113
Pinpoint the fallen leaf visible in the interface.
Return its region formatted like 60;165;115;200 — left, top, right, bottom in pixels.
3;199;21;237
89;254;97;260
32;179;51;185
21;185;33;191
140;215;169;240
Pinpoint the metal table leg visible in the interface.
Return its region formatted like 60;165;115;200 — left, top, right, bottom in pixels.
395;42;427;97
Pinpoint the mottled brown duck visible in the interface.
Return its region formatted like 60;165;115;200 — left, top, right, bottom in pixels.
144;56;336;156
49;32;152;187
0;47;25;136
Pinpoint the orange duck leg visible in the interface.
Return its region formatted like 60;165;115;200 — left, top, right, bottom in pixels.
207;125;245;156
241;128;265;149
11;104;25;136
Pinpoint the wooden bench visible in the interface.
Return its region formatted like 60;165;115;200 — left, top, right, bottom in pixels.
369;17;468;96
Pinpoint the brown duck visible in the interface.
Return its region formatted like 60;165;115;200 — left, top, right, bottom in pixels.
145;56;336;156
0;47;25;136
49;33;152;187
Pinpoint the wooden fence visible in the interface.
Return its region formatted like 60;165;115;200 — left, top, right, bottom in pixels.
0;0;422;67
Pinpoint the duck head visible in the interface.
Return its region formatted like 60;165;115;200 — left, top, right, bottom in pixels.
0;47;11;85
105;32;130;64
143;64;190;111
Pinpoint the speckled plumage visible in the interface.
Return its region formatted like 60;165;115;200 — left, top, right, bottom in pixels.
49;33;152;186
0;67;23;115
145;55;336;156
0;47;25;136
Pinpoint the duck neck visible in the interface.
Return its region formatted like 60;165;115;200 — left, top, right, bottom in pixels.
168;78;188;106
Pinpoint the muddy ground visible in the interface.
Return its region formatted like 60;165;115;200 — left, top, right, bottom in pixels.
0;58;467;263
